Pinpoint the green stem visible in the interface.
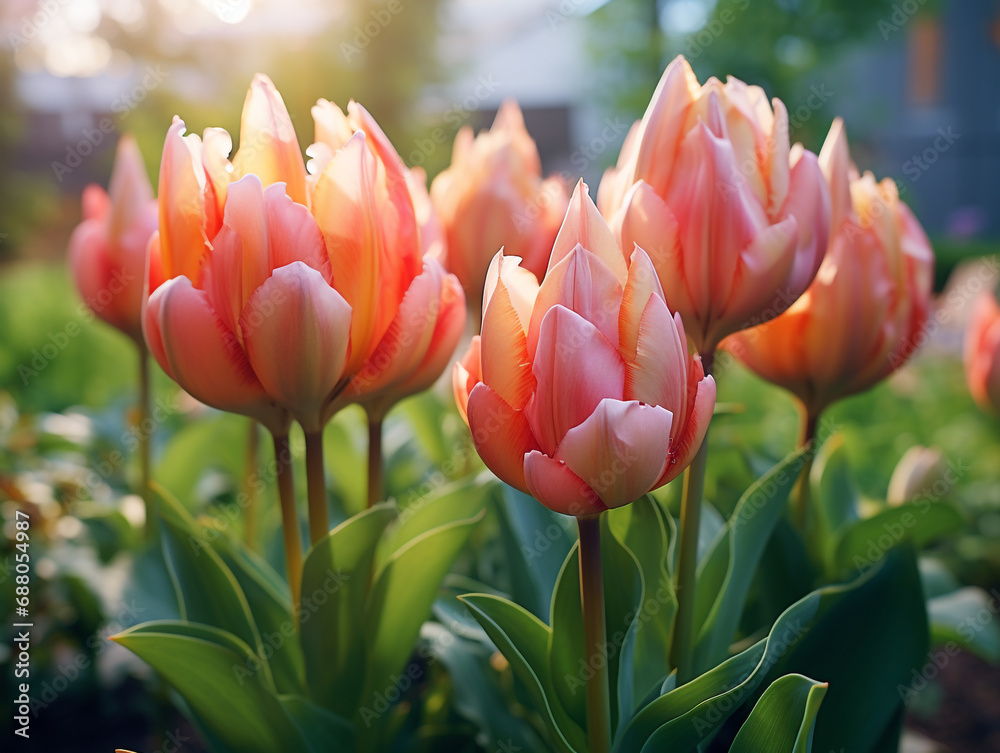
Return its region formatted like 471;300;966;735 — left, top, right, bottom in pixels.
367;412;384;509
670;350;714;685
793;408;820;532
273;433;302;611
242;420;260;550
137;342;155;541
578;514;611;753
304;429;329;545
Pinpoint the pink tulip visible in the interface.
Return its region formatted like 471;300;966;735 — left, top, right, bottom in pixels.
430;100;569;315
68;134;158;342
454;181;715;516
145;75;445;434
723;120;934;419
598;56;830;356
965;288;1000;414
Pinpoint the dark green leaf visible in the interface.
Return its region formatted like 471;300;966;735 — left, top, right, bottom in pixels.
729;674;827;753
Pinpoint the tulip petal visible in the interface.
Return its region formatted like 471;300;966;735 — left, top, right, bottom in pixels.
548;181;628;283
523;451;605;517
453;336;482;424
241;261;353;431
107;135;154;246
658;368;715;486
231;74;307;205
467;383;539;492
556;398;673;508
397;269;465;396
158;117;212;283
625;297;688;431
482;252;539;332
527;305;625;455
618;246;667;361
482;268;535;410
151;276;286;432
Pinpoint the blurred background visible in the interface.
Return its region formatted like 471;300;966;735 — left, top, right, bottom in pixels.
1;0;999;751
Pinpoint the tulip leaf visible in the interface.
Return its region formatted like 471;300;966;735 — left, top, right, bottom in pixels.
613;589;822;752
156;413;248;506
155;486;273;689
762;546;928;753
299;503;397;716
361;508;484;721
693;448;809;671
322;414;367;518
832;502;963;576
111;620;302;753
497;483;575;622
279;694;356;751
927;586;1000;663
212;534;304;694
460;593;587;753
729;674;828;753
809;433;860;563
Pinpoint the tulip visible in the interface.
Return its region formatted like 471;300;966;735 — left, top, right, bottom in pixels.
965;288;1000;414
455;180;713;753
68;134;159;537
431;100;569;317
724;119;935;421
454;180;715;515
69;134;157;343
598;55;831;358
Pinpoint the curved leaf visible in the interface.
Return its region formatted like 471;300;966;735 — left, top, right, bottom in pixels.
730;674;828;753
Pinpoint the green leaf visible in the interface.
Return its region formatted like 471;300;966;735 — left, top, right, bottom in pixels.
497;484;575;621
279;694;356;752
809;433;860;558
299;503;397;716
832;502;963;575
461;594;587;753
693;448;809;671
730;674;828;753
927;587;1000;663
361;509;484;718
764;546;929;753
157;413;248;505
111;621;302;753
614;591;821;752
155;487;272;689
212;534;304;694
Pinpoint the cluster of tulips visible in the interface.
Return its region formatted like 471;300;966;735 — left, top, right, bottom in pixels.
66;55;1000;753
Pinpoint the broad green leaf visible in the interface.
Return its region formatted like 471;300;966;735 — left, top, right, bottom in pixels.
832;502;963;575
764;546;929;753
299;503;397;716
157;413;248;505
614;591;821;752
461;594;587;753
810;433;860;558
111;621;301;753
361;509;484;718
608;497;677;710
279;694;355;752
730;674;828;753
155;487;272;689
212;534;304;694
927;587;1000;662
693;448;809;671
497;484;574;621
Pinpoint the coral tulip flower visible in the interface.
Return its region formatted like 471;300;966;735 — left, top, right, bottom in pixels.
454;182;715;516
723;119;934;419
965;288;1000;414
68;134;158;342
431;100;568;316
598;55;830;356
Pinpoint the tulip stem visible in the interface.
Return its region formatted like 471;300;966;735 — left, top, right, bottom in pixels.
793;409;820;532
367;413;384;509
273;433;302;611
578;514;611;753
671;350;713;685
137;342;155;541
242;420;260;549
304;430;329;545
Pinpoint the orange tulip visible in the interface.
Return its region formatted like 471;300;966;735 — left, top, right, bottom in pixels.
68;134;157;342
431;100;569;315
965;288;1000;414
145;75;442;433
723;119;934;419
454;182;715;516
598;56;830;356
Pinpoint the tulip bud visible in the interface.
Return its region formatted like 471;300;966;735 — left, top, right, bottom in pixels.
598;56;831;355
431;100;569;316
454;182;715;516
68;134;158;343
965;287;1000;414
723;119;935;419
